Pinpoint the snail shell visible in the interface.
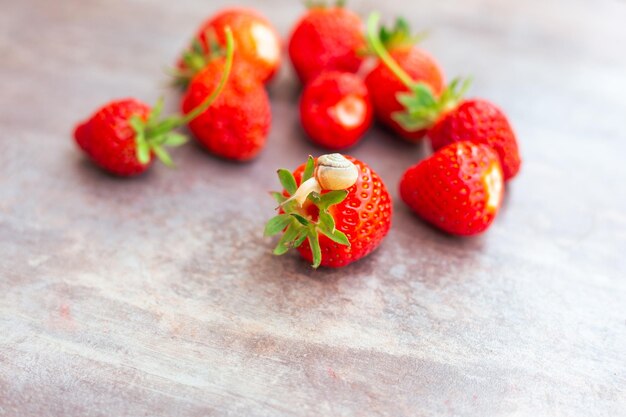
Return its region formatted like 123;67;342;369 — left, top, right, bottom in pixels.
315;154;359;190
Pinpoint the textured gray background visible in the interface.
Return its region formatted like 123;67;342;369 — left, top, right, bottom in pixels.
1;0;625;416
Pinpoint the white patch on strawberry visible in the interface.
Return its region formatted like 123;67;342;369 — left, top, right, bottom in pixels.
483;163;503;211
330;95;366;129
251;23;280;64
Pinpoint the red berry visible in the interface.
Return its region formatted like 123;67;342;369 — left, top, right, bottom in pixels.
365;47;444;142
74;99;152;176
299;71;373;150
266;155;392;268
288;6;366;84
182;59;271;161
400;141;504;236
429;99;522;180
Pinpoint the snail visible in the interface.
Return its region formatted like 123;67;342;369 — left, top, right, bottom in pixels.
281;153;359;207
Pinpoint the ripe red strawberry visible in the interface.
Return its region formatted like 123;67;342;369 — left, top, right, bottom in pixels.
182;58;271;161
288;3;366;84
74;28;236;176
265;154;392;268
299;71;373;150
365;14;444;142
74;99;153;176
428;99;521;180
400;141;504;236
176;8;281;87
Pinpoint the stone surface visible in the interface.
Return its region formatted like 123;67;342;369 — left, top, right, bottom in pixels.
1;0;625;416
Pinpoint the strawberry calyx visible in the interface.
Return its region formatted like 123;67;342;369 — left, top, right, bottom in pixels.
392;77;471;132
172;29;226;89
366;12;471;132
265;156;351;268
130;27;235;167
378;17;426;51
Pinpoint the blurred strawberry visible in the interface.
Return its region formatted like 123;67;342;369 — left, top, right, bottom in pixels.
300;71;373;149
176;8;281;87
288;2;366;84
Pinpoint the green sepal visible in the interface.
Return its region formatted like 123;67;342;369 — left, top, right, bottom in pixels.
379;17;427;50
291;213;310;226
152;146;173;167
317;212;350;246
302;156;315;182
273;223;300;255
265;158;353;268
392;77;472;132
308;232;322;268
307;192;322;205
146;97;164;126
319;227;350;246
130;102;189;168
277;169;298;195
318;190;348;210
293;230;309;248
160;132;188;147
264;214;292;237
270;192;287;205
172;28;226;89
136;137;150;165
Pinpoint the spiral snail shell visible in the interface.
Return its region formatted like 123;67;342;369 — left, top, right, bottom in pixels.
277;153;359;208
315;154;359;190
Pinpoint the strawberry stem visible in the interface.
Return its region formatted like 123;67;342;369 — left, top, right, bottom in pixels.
130;27;235;167
145;27;235;140
178;27;234;125
366;12;415;90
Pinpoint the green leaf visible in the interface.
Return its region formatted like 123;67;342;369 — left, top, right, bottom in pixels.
319;228;350;247
318;190;348;210
129;115;144;133
307;192;321;205
378;17;426;51
291;213;310;226
302;156;315;182
135;132;150;165
277;169;297;195
264;214;292;237
270;192;287;204
273;223;300;255
293;230;308;248
391;110;431;132
410;83;438;107
152;145;173;167
308;232;322;268
318;211;336;234
147;97;164;127
161;132;188;147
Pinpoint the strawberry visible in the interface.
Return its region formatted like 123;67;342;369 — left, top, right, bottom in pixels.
176;8;281;87
400;141;504;236
428;99;521;180
365;14;444;142
288;2;366;84
74;28;235;176
299;71;373;150
265;154;392;268
182;58;271;161
74;99;154;176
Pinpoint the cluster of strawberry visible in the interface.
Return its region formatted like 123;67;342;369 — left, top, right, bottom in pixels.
74;8;280;174
72;3;521;270
268;4;521;268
